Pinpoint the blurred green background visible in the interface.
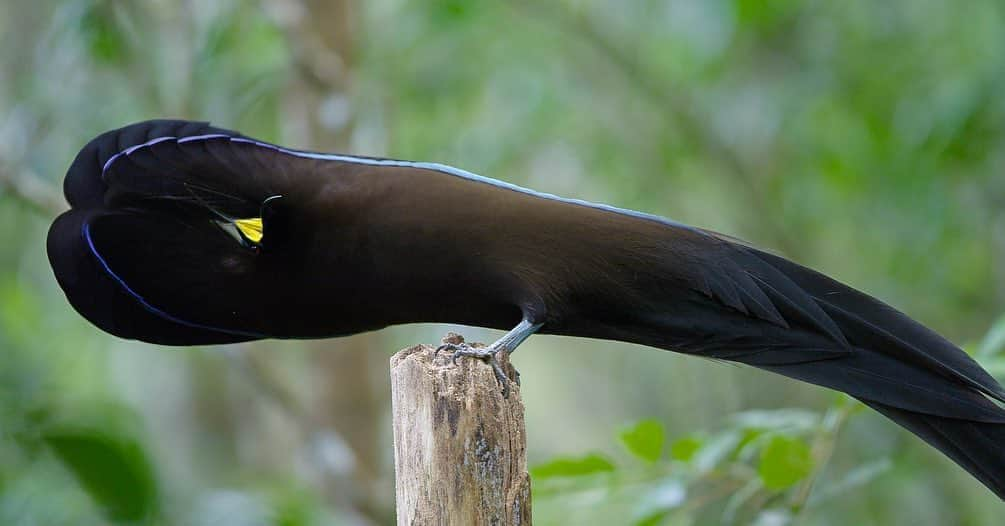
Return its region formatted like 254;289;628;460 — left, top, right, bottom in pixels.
2;0;1005;524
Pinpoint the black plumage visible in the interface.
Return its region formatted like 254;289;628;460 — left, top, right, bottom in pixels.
48;120;1005;498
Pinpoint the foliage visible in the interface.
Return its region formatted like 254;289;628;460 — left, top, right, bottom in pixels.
620;419;666;464
533;318;1005;525
758;435;812;490
532;453;617;480
532;400;870;525
43;415;159;522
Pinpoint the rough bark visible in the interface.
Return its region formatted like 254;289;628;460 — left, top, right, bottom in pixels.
391;333;531;525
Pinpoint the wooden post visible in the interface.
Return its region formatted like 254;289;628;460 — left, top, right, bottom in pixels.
390;333;531;525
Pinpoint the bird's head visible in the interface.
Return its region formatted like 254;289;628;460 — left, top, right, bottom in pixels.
47;121;314;345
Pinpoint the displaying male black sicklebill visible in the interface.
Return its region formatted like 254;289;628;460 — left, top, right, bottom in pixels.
48;120;1005;499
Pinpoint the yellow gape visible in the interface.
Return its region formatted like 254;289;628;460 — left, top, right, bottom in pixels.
234;218;264;244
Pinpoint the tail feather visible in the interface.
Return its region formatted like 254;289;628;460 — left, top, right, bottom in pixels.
640;234;1005;499
63;120;241;208
752;249;1005;403
738;247;1005;498
863;399;1005;499
756;346;1005;423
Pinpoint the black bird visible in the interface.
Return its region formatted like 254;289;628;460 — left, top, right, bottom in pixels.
48;120;1005;499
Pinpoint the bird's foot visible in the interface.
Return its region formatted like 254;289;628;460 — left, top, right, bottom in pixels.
436;342;516;398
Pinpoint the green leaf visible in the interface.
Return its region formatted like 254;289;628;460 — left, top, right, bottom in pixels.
269;485;321;526
758;435;814;490
734;0;801;28
44;424;158;521
669;435;702;462
531;453;616;479
634;511;669;526
619;419;665;463
80;2;129;65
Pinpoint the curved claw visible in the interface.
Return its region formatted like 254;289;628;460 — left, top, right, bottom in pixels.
436;342;514;398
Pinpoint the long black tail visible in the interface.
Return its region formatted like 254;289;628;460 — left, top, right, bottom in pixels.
605;231;1005;499
864;399;1005;497
731;247;1005;499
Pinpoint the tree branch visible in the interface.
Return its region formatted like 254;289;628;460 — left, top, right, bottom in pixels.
391;333;531;525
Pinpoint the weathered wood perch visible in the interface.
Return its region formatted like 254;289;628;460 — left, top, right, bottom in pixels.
391;333;531;525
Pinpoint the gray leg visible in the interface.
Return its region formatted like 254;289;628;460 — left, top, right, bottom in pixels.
487;319;543;355
436;319;543;397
